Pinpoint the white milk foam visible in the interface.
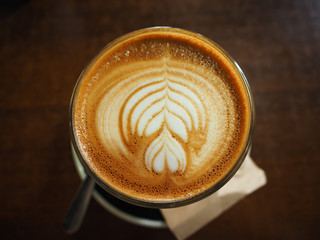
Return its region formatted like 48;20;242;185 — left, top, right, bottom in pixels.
96;56;236;175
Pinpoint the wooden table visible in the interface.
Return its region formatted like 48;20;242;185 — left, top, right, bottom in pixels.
1;0;319;239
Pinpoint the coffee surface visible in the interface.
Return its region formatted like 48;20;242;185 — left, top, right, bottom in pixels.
73;28;251;203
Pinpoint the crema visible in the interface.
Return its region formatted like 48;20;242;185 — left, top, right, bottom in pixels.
72;27;252;205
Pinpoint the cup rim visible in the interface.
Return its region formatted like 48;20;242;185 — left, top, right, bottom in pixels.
69;26;255;208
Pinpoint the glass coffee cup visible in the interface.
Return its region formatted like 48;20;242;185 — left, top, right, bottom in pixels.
69;27;254;223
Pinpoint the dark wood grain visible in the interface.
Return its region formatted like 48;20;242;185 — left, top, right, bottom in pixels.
1;0;319;239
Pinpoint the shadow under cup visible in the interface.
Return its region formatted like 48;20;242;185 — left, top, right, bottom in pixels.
69;27;254;227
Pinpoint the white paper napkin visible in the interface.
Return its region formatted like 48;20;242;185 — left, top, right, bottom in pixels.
161;156;267;240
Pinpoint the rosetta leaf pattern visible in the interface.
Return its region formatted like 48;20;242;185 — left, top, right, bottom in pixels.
121;64;207;174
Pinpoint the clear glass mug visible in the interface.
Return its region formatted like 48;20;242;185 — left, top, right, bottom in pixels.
69;27;254;226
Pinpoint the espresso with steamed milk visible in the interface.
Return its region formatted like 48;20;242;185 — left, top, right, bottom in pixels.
72;28;252;205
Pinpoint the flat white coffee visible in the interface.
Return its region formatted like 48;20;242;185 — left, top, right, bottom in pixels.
72;28;252;203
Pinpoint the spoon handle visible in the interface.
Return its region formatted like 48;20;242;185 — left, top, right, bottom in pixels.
63;176;95;234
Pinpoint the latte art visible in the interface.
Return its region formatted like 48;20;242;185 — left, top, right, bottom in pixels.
115;57;208;174
96;56;235;178
72;28;252;205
